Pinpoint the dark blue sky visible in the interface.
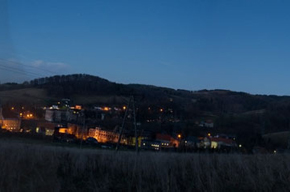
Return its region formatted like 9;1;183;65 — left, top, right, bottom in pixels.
1;0;290;95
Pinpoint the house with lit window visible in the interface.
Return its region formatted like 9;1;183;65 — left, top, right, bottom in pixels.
155;133;180;148
141;139;161;151
210;136;237;149
0;106;21;132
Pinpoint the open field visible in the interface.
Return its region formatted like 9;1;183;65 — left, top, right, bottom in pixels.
0;88;49;105
263;131;290;148
1;140;290;192
0;87;128;105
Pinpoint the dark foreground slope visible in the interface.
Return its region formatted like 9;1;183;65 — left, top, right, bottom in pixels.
1;140;290;192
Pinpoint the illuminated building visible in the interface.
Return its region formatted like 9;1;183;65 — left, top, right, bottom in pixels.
156;133;179;148
88;127;119;143
0;105;21;132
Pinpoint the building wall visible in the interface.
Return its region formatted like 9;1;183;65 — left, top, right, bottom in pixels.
45;109;54;122
45;109;73;122
1;119;21;132
89;127;119;143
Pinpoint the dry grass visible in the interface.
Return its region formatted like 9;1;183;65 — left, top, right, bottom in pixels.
263;131;290;148
0;88;49;105
0;140;290;192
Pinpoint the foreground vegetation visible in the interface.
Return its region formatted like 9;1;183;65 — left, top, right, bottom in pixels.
0;140;290;192
0;140;290;191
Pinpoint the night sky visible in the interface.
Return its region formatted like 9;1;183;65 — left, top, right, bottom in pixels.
1;0;290;95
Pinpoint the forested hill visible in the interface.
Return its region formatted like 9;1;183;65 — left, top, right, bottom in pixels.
1;74;290;135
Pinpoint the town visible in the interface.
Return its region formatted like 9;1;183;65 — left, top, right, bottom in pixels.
0;98;238;152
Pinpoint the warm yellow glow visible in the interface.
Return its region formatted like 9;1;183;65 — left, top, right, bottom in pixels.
75;105;82;110
45;129;54;136
151;144;160;148
89;128;119;143
11;107;14;110
59;128;68;133
178;134;181;139
19;113;23;116
208;133;211;137
104;107;109;111
25;114;33;118
123;106;126;110
160;108;163;112
211;141;218;149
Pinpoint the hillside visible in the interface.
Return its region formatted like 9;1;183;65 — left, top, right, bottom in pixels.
0;88;49;105
1;74;290;145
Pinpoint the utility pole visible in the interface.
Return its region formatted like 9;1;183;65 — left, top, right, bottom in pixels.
287;122;290;150
132;96;138;153
80;110;86;149
116;96;139;153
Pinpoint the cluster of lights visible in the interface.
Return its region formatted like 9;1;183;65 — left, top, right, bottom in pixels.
103;107;111;111
19;112;33;118
151;144;160;148
26;114;33;118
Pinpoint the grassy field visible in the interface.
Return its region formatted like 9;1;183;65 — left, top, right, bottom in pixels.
0;88;49;105
263;131;290;148
1;139;290;192
0;87;128;106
